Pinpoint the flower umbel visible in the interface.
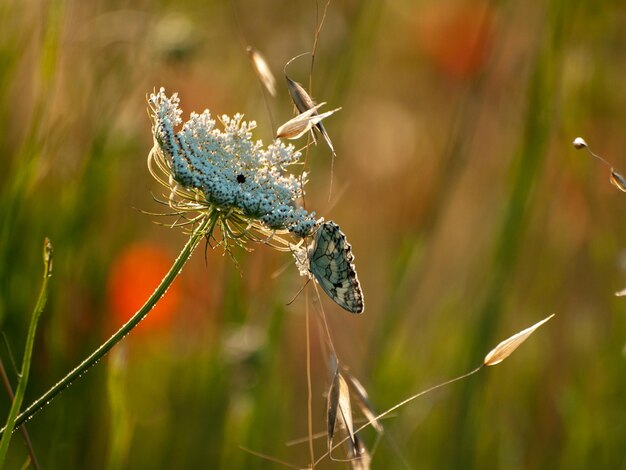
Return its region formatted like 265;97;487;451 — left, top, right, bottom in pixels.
148;88;318;251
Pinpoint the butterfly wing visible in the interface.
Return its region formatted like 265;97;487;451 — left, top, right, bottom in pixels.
309;222;364;314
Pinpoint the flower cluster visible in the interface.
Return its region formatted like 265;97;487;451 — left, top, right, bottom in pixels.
148;88;318;248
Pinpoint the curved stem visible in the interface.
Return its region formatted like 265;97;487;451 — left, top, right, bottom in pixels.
0;239;52;465
305;290;315;468
0;218;211;435
314;365;485;466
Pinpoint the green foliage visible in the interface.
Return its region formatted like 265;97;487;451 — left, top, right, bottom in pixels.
1;0;625;468
0;240;51;467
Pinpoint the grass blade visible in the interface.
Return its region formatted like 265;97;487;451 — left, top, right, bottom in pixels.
0;217;210;435
0;239;53;466
0;359;40;470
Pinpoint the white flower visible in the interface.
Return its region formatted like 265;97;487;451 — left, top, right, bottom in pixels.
148;88;319;250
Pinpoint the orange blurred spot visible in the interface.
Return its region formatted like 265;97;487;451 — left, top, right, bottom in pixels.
415;1;493;79
108;243;181;334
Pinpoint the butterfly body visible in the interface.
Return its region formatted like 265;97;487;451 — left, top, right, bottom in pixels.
308;221;364;314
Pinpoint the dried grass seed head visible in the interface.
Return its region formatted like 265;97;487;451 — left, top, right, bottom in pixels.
247;46;277;97
285;74;336;153
483;314;555;366
286;75;316;113
609;169;626;192
327;368;356;452
276;103;341;140
572;137;587;149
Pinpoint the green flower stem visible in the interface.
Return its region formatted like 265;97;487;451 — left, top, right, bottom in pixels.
0;239;53;466
0;358;40;469
0;217;211;437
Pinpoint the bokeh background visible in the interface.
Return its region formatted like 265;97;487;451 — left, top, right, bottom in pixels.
1;0;625;468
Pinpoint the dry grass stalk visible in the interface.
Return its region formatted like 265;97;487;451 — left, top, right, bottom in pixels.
246;46;277;97
573;136;625;193
347;433;371;470
484;314;555;366
316;310;558;466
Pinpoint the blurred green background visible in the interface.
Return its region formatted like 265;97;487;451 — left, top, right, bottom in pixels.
1;0;625;468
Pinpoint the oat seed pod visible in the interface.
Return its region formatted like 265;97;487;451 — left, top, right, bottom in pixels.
276;102;340;140
327;368;356;451
609;169;626;192
484;314;555;366
572;137;587;149
246;46;277;97
286;75;336;152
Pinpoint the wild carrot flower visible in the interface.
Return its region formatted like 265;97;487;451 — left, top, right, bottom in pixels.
147;88;318;251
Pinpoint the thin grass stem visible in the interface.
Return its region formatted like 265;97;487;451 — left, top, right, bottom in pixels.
0;218;212;436
305;290;315;468
0;239;52;466
0;356;41;470
314;365;484;466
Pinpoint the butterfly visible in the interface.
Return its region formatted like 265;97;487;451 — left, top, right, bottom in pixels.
308;221;364;314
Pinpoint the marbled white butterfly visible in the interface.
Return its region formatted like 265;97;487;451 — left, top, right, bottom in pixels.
308;221;364;314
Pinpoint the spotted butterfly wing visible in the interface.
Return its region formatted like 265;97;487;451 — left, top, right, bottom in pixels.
309;221;364;314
